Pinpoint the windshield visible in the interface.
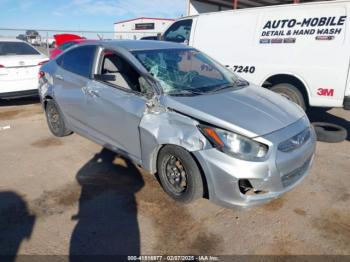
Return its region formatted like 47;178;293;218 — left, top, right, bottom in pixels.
0;42;40;56
132;48;245;95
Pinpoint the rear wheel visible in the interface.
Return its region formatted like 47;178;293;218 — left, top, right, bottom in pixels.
270;83;306;110
157;145;204;203
45;100;72;137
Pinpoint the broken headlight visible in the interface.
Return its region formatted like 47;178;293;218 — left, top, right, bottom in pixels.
199;125;268;161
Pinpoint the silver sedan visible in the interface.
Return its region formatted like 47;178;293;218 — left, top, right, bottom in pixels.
38;40;316;209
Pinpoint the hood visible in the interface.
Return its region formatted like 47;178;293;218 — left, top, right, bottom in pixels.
162;85;305;138
54;34;83;46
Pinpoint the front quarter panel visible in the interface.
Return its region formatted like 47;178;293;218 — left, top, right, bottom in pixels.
139;110;210;174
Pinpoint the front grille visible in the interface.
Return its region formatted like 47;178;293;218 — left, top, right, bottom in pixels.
281;157;312;188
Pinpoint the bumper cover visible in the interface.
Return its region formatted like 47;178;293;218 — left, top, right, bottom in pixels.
193;117;317;209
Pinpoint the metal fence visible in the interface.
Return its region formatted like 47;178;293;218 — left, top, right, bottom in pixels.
0;28;116;56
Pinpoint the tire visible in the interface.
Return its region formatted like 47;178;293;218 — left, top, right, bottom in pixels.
157;145;204;203
312;122;347;143
270;83;306;110
45;100;72;137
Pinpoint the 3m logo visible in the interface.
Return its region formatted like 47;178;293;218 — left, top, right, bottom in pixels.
317;88;334;97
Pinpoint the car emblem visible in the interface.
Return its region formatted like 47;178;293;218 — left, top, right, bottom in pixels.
19;61;25;66
295;133;305;145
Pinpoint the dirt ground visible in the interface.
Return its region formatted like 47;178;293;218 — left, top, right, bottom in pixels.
0;98;349;257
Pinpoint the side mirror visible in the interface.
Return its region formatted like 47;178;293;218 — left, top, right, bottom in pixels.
157;33;162;41
139;76;155;99
94;74;116;82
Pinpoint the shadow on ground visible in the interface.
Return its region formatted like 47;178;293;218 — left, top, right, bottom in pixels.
69;148;144;258
0;192;36;262
307;107;350;141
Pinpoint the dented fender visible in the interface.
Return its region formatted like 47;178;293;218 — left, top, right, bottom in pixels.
139;110;211;174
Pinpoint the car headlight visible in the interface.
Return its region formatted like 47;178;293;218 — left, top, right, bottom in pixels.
199;125;268;161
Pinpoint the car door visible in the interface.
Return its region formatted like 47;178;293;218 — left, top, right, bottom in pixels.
53;45;97;133
84;50;149;162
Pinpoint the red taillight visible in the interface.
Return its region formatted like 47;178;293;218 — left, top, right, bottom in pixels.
0;64;4;68
38;60;49;66
38;71;45;79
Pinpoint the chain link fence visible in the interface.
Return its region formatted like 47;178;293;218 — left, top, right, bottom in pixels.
0;28;163;56
0;28;116;56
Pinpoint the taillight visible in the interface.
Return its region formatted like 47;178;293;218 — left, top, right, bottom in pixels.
38;60;49;66
0;64;4;68
38;71;45;79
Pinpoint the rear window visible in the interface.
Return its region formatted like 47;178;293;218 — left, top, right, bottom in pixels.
58;41;78;51
0;42;40;56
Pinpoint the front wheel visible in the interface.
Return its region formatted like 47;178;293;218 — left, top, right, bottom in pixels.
270;83;306;111
157;145;204;204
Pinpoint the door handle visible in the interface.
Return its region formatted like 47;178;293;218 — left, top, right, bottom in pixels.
55;74;64;80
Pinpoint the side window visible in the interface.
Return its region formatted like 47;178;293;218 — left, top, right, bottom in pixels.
163;19;193;43
58;45;96;78
99;51;141;92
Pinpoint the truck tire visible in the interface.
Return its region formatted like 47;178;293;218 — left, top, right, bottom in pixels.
45;100;72;137
312;122;347;143
270;83;306;110
157;145;204;204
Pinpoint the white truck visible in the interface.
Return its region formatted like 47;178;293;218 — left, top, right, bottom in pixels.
162;0;350;110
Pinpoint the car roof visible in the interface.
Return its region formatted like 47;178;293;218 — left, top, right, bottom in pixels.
98;40;193;51
0;38;25;42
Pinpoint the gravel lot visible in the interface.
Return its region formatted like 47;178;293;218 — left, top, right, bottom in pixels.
0;98;349;257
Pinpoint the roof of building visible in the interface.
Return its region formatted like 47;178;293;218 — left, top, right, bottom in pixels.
114;17;175;25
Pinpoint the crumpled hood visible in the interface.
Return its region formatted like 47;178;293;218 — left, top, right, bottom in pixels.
162;85;305;138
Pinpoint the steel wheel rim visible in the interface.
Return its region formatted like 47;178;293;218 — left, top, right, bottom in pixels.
164;155;188;195
47;105;60;133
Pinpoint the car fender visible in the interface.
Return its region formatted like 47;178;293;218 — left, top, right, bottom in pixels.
139;110;210;174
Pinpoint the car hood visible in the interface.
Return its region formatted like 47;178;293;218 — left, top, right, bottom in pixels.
161;85;305;138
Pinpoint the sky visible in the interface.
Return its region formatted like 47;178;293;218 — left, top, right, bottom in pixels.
0;0;187;36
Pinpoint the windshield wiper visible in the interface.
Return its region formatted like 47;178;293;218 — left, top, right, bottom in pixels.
168;89;205;96
207;83;235;93
233;79;249;87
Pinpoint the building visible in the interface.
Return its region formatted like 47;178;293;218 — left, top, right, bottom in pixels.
114;17;174;40
188;0;331;15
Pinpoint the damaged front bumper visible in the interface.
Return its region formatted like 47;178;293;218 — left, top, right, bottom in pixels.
193;117;316;209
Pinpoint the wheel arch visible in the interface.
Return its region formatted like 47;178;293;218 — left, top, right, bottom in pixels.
152;143;210;199
260;73;311;107
43;95;53;108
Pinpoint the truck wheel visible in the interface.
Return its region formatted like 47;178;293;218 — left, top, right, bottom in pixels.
270;83;306;110
157;145;204;204
312;122;347;143
45;100;72;137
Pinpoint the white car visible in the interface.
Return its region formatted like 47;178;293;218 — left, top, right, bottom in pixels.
0;38;48;99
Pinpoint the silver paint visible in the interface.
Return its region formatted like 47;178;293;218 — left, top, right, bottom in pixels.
39;40;316;209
